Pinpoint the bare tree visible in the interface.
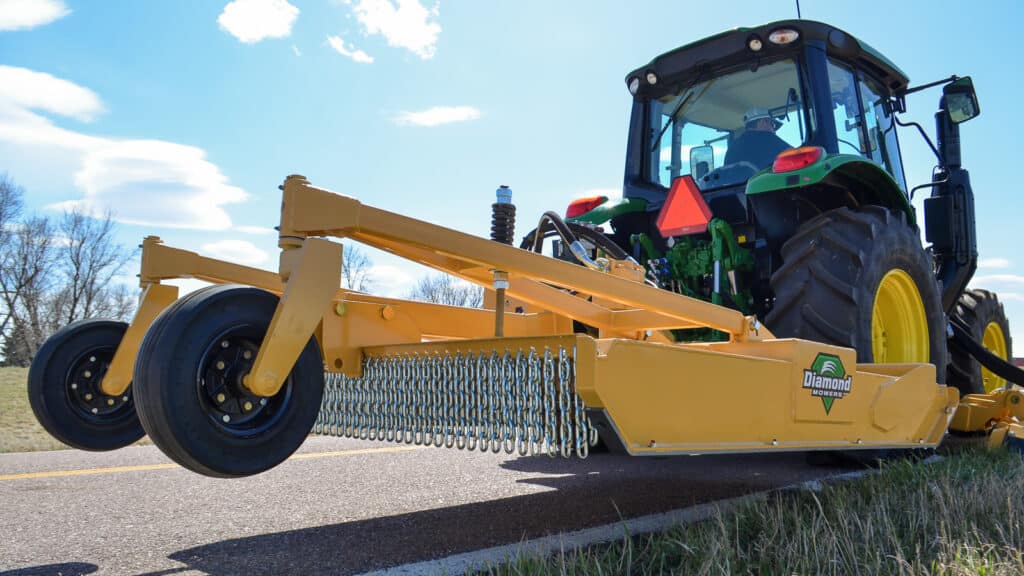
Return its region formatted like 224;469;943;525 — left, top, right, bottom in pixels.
342;244;374;292
0;175;25;336
407;273;483;308
0;215;56;357
53;209;135;324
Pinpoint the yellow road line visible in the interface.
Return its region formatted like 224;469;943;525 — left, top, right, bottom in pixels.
0;445;425;481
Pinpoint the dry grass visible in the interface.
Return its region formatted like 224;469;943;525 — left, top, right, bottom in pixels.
0;367;70;453
483;447;1024;575
0;366;150;453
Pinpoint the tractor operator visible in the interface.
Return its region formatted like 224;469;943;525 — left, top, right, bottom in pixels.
723;108;790;170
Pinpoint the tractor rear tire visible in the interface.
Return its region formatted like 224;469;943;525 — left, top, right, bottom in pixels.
947;289;1013;395
133;285;324;478
766;206;947;375
27;319;145;451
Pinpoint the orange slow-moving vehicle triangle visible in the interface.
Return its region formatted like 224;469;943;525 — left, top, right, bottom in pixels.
656;175;713;238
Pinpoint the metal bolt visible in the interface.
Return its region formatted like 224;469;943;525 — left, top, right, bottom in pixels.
216;393;227;403
220;340;229;348
83;370;92;378
243;401;253;411
380;305;395;320
855;439;863;445
107;399;115;406
70;383;78;390
945;407;954;414
91;408;98;414
243;350;252;360
260;398;268;406
216;360;226;370
89;356;96;363
222;414;231;423
334;302;347;316
771;439;778;446
122;396;129;402
918;439;925;444
647;440;657;448
84;393;93;401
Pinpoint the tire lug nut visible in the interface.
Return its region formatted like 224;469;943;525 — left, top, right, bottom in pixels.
84;393;93;401
107;399;115;406
243;401;253;411
89;356;96;363
70;383;78;390
216;393;226;403
216;361;225;370
122;396;129;402
83;370;92;378
260;398;267;406
222;414;231;423
220;340;229;348
243;350;252;360
91;408;99;414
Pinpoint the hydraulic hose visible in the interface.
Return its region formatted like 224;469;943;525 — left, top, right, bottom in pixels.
520;213;629;261
948;317;1024;388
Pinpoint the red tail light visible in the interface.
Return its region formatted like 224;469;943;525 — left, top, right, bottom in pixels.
656;175;712;237
772;146;824;173
566;195;609;218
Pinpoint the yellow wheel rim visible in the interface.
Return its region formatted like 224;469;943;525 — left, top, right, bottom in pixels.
871;269;929;363
981;321;1009;393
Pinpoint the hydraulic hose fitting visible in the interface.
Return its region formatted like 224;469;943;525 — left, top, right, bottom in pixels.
491;185;516;245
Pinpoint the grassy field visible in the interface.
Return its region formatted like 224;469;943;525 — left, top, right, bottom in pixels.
0;366;151;453
0;367;73;453
482;447;1024;576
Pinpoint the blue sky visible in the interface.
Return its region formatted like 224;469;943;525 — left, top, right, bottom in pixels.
2;0;1023;345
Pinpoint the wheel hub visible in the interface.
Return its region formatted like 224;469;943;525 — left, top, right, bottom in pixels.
981;321;1009;393
871;269;929;363
197;333;288;435
66;348;132;420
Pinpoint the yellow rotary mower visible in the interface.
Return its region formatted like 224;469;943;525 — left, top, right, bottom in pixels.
27;20;1024;476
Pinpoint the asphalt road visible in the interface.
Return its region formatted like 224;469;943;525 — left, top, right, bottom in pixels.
0;436;853;575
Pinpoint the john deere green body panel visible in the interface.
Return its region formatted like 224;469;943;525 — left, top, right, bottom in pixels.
567;197;648;225
745;154;914;221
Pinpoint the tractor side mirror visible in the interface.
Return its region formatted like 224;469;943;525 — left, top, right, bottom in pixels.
943;77;980;124
690;145;714;180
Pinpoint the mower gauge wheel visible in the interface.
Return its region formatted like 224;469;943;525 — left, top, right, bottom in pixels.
27;319;145;451
133;285;324;478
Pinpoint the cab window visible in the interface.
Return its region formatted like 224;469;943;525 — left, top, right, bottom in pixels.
859;75;907;191
825;60;868;156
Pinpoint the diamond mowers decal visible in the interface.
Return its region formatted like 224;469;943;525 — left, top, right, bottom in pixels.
802;353;853;414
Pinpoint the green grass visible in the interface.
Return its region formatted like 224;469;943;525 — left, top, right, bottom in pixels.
482;447;1024;575
0;366;150;453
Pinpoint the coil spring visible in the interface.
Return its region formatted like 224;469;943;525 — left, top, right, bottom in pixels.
490;202;516;245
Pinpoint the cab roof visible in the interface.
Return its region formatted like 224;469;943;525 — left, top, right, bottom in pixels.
626;20;909;97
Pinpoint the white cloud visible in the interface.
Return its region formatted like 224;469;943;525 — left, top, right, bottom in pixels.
327;35;374;63
0;67;247;230
0;0;69;31
235;225;277;235
970;274;1024;287
349;0;440;59
218;0;298;44
978;257;1011;269
0;65;103;121
393;106;481;127
200;239;269;266
367;264;414;297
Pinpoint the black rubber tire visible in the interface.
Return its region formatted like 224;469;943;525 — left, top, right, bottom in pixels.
766;206;947;377
133;285;324;478
947;289;1013;395
27;319;144;451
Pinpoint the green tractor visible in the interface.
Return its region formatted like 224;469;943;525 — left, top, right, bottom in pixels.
563;20;1011;396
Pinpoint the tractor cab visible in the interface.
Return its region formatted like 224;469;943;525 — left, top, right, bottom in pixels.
596;20;914;249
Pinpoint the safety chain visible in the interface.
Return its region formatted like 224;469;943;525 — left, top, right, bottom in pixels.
313;346;595;458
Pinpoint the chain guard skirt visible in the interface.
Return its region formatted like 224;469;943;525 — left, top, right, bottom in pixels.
313;346;597;458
